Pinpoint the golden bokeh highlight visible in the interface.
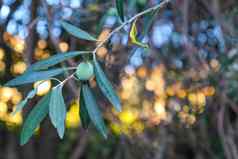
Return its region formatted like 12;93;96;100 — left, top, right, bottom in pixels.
34;40;52;60
37;40;47;49
59;42;69;52
0;61;6;73
66;100;80;128
109;63;217;135
210;59;220;72
136;66;148;79
34;80;52;96
96;47;108;58
0;86;23;126
96;28;111;58
11;61;27;75
3;33;25;53
0;48;5;60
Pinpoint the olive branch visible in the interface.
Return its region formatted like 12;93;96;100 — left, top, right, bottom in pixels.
6;0;170;145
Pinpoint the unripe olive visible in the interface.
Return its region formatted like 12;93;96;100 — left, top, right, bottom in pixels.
76;62;94;80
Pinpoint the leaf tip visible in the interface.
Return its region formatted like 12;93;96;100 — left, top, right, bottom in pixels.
102;132;108;139
20;135;27;146
20;141;26;146
60;20;66;25
57;126;65;139
115;103;122;112
59;133;64;139
4;82;11;87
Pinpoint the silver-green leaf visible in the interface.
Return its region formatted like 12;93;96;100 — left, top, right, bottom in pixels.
27;51;90;72
61;21;97;41
11;89;37;116
5;68;65;86
20;92;51;145
116;0;125;22
79;86;91;129
93;59;121;112
49;85;66;139
82;84;108;138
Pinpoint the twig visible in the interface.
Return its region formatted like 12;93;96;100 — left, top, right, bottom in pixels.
28;17;39;31
70;130;90;159
217;97;234;159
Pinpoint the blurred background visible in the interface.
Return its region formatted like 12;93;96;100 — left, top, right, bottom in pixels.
0;0;238;159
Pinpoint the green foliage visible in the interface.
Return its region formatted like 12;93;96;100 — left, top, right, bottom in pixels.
94;59;121;112
79;86;91;129
116;0;125;22
49;85;66;139
82;83;108;138
20;92;51;145
61;21;97;41
5;68;65;86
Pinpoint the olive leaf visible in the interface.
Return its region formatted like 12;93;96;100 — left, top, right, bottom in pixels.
61;21;97;41
11;89;37;116
27;51;90;72
5;68;65;86
129;19;149;48
93;59;121;112
20;92;51;145
49;85;66;139
82;84;108;138
116;0;125;22
79;86;91;129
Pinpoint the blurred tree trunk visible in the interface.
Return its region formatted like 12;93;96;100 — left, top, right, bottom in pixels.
6;133;17;159
21;141;36;159
38;120;59;159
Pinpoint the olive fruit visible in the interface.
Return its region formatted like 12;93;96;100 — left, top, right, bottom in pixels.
76;62;94;80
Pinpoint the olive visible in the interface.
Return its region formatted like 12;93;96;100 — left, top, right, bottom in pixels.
76;62;94;80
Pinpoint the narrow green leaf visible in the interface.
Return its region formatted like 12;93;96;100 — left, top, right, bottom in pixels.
61;21;97;41
20;92;51;145
93;59;121;112
129;19;149;48
142;10;158;36
11;89;37;116
13;100;28;115
5;68;65;86
49;86;66;139
79;86;91;129
116;0;125;22
27;51;90;72
82;84;108;138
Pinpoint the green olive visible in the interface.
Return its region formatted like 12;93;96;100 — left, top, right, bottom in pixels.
76;62;94;80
